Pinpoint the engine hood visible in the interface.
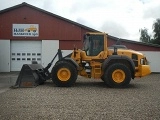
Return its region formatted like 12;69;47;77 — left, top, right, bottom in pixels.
108;48;145;57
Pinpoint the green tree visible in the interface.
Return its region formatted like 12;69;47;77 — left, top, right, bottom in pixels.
139;28;150;43
152;18;160;44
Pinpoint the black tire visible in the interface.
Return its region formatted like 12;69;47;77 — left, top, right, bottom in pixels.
101;75;104;81
103;63;131;87
101;74;111;87
51;61;77;87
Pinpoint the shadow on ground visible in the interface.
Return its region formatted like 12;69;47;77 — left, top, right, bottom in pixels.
41;79;143;90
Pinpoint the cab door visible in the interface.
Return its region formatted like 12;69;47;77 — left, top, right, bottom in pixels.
88;35;104;56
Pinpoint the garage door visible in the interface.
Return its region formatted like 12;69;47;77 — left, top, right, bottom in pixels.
11;41;42;71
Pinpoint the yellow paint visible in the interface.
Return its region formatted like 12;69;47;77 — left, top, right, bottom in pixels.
112;69;125;83
57;68;71;81
24;25;37;32
70;32;151;80
135;65;151;77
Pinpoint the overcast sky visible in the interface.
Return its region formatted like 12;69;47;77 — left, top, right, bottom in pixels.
0;0;160;41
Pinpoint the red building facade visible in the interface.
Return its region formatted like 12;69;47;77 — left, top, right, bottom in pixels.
1;2;160;51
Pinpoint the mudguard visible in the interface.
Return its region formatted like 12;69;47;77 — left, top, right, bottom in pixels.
102;55;135;79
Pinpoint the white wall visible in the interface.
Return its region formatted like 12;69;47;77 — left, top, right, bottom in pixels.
42;40;74;72
139;51;160;73
42;40;73;72
0;39;73;72
0;40;10;72
42;40;59;72
61;50;73;57
0;39;158;73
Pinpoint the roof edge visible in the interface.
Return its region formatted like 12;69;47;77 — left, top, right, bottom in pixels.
0;2;26;14
0;2;99;32
108;35;160;48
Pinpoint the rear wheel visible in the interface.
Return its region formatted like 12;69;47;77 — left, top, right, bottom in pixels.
51;61;77;87
104;63;131;87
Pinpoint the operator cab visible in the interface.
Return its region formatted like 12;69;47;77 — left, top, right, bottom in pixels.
83;34;104;56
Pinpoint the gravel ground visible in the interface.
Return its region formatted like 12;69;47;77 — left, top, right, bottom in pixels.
0;73;160;120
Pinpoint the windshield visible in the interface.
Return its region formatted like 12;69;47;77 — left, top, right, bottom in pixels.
83;34;104;56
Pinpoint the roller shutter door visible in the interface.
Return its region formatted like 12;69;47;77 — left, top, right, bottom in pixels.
11;41;42;71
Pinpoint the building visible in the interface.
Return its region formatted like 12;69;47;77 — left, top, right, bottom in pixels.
0;2;160;72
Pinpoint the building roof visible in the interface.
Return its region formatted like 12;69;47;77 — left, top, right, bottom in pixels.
108;35;160;48
0;2;160;48
0;2;99;32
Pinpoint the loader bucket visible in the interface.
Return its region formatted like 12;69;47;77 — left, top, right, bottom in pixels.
12;64;44;88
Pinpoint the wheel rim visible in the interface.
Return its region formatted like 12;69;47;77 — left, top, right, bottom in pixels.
57;68;71;81
112;69;125;83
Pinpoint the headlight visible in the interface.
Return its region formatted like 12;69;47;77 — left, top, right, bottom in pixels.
140;57;149;65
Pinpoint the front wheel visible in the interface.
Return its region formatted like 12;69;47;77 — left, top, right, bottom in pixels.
51;61;77;87
104;63;131;87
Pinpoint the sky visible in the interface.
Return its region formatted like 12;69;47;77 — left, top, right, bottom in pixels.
0;0;160;41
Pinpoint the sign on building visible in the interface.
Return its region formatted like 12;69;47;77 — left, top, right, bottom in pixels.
12;24;39;37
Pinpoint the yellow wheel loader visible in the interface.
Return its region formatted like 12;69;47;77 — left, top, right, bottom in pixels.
12;32;151;88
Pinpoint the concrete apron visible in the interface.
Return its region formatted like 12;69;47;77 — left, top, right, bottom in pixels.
0;72;18;94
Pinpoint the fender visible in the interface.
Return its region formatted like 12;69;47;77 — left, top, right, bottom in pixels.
102;55;135;79
56;49;79;69
64;57;79;69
